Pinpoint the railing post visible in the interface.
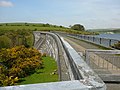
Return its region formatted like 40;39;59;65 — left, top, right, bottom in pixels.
109;39;112;47
88;36;89;40
100;38;102;44
85;50;90;65
84;35;85;39
93;37;95;42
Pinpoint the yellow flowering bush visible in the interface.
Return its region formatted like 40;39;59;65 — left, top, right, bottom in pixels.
0;45;42;86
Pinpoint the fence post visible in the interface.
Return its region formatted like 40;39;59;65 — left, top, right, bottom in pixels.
109;39;112;47
100;38;102;44
85;50;90;65
81;35;83;39
93;37;95;42
84;35;85;39
88;36;89;40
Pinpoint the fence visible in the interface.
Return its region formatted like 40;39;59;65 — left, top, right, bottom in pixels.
68;34;119;48
85;49;120;82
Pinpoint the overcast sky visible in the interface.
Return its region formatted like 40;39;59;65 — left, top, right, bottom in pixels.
0;0;120;29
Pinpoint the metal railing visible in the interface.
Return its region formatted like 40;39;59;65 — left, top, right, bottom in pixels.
85;49;120;82
68;34;119;49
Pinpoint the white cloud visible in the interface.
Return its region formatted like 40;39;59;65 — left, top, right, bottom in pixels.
0;0;14;7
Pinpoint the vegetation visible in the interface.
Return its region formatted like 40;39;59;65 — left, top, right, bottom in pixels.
18;56;58;85
0;45;43;86
71;24;85;31
87;28;120;34
112;41;120;49
0;23;69;31
0;29;33;49
0;23;98;35
0;35;12;49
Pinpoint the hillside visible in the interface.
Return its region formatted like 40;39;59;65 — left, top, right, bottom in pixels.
0;23;97;35
87;28;120;33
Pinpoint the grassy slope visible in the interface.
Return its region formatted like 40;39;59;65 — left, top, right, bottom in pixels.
0;23;97;35
0;23;69;31
18;56;58;85
0;26;68;31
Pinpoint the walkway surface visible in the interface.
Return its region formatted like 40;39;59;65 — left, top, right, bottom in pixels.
62;36;120;90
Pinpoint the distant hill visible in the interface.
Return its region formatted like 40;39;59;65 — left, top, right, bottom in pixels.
87;28;120;33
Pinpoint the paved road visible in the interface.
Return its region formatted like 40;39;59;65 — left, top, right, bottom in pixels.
62;36;120;90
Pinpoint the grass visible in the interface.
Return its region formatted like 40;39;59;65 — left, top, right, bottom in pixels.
18;56;58;85
0;25;68;31
0;23;97;35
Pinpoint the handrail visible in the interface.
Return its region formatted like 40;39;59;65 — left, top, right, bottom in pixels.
68;34;119;49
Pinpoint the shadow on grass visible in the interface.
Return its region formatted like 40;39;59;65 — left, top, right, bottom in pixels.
35;71;44;74
18;78;26;83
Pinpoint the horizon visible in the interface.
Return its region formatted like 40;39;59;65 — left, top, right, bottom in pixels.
0;0;120;29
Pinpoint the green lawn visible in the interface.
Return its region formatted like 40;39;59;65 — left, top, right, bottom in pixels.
18;56;58;85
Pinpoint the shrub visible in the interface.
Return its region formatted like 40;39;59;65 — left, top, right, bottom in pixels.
0;76;19;86
112;41;120;49
4;29;33;47
42;53;47;57
71;24;85;31
0;45;43;86
0;35;12;49
0;65;19;86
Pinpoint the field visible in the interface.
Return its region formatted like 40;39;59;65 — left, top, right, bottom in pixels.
0;23;70;31
0;23;97;35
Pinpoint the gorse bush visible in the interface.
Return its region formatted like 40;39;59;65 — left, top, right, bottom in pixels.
0;45;43;86
0;64;19;86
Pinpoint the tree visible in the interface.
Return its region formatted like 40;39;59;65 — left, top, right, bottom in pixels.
5;30;19;47
0;35;12;49
71;24;85;31
69;25;72;28
3;29;33;48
